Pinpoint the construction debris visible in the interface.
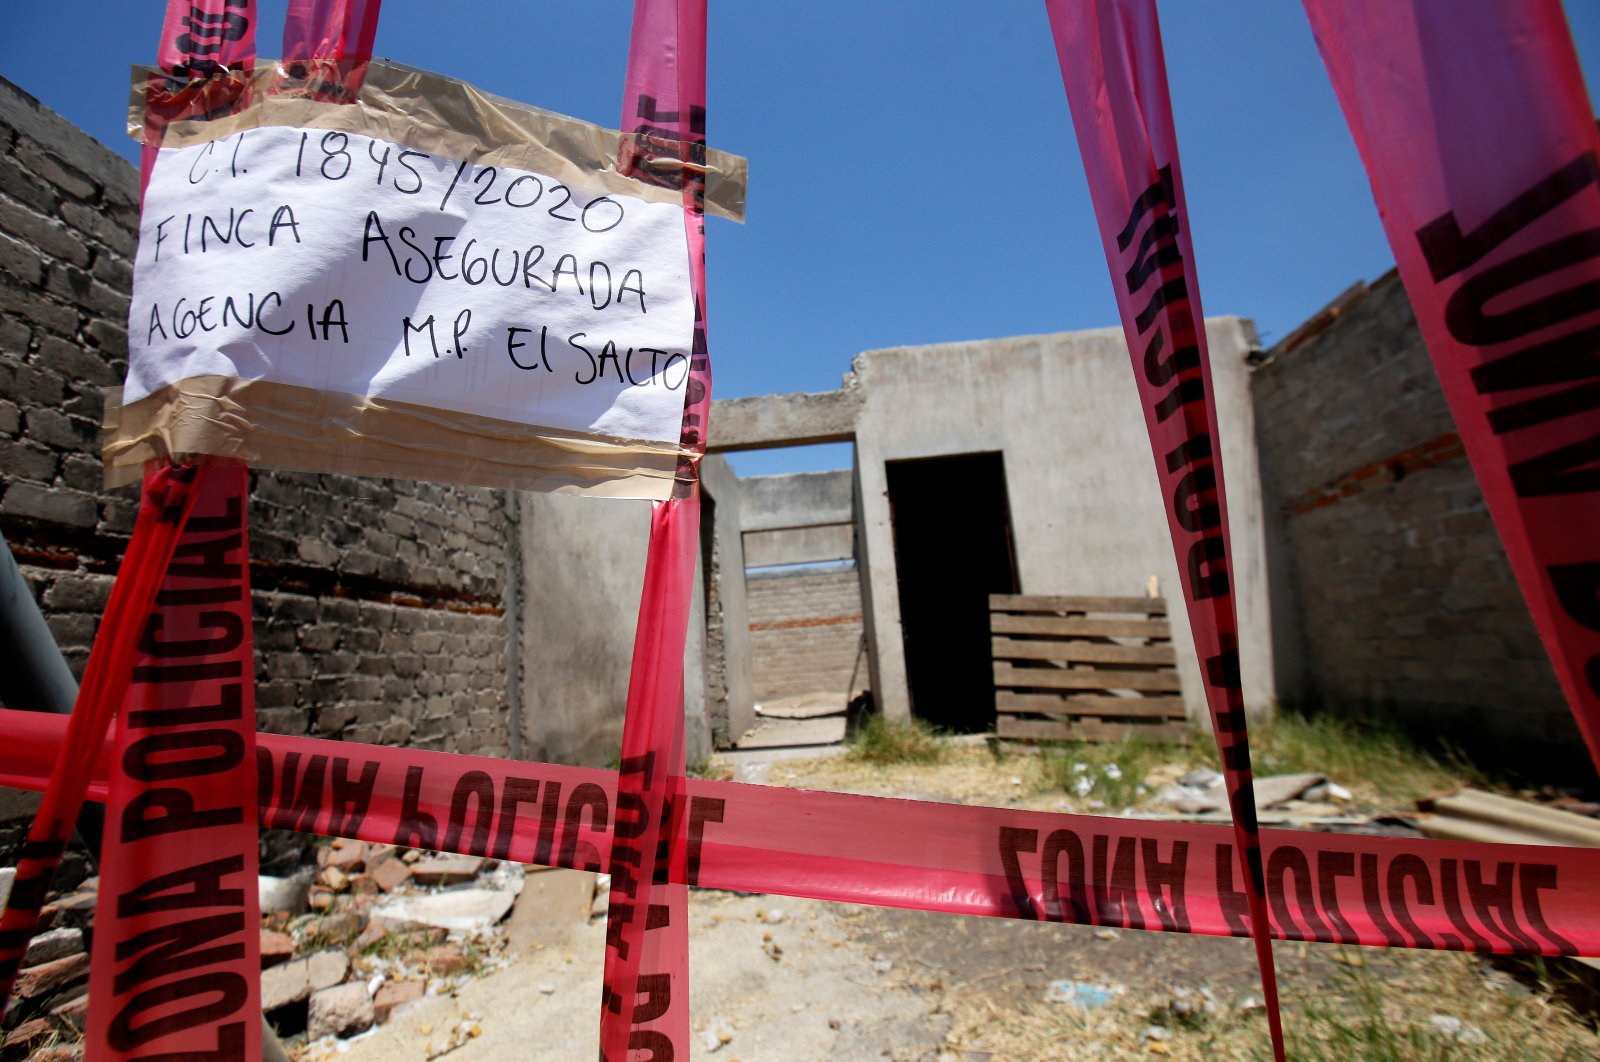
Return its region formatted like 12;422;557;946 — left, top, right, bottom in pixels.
1;839;555;1059
1044;980;1121;1009
1154;770;1337;815
1416;789;1600;847
1251;772;1326;808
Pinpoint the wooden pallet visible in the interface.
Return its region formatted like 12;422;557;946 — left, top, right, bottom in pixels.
990;594;1189;744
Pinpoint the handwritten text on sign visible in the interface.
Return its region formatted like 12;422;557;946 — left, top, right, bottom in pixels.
127;126;694;444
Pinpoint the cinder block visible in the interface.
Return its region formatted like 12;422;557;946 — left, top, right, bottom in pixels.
2;481;96;527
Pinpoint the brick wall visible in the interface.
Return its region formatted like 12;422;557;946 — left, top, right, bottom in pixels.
1251;272;1574;770
747;564;864;703
0;77;514;759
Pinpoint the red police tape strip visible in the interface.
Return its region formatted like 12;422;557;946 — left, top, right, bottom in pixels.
1303;1;1600;767
67;6;272;1058
1043;2;1284;1055
140;0;260;195
282;0;381;76
596;1;716;1056
598;500;698;1062
0;467;208;1016
42;6;1588;1061
279;0;384;103
2;709;1597;960
86;466;263;1061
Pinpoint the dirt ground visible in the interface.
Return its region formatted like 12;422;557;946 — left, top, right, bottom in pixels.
325;889;949;1061
313;744;1600;1061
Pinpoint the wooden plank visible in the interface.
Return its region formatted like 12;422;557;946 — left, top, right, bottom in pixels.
994;664;1182;693
990;614;1171;640
997;692;1187;719
990;594;1166;615
996;716;1191;745
991;638;1176;666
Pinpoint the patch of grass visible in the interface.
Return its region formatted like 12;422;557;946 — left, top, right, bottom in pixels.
1037;736;1163;808
1278;948;1598;1062
937;943;1600;1062
848;715;946;765
358;927;434;962
1289;951;1443;1061
1191;707;1473;804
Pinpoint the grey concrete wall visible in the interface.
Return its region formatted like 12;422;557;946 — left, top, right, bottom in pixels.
517;491;649;766
743;525;854;568
0;76;514;758
851;320;1275;723
516;485;718;766
700;455;754;746
739;469;857;568
684;542;710;767
739;471;855;531
1251;273;1573;768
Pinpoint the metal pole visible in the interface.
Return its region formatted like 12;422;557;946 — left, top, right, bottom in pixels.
0;535;102;850
0;537;80;716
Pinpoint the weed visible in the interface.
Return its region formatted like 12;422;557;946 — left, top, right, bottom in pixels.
359;927;442;962
303;921;362;951
848;715;946;765
1288;951;1441;1061
1270;948;1599;1062
1191;707;1471;804
1037;736;1162;808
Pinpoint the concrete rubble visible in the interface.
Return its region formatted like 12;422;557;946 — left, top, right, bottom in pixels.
1153;769;1346;816
0;879;94;1060
0;839;598;1060
698;1015;736;1053
269;839;535;1053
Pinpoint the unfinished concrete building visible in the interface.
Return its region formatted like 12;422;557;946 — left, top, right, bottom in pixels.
697;317;1273;746
1;75;1583;782
522;294;1579;776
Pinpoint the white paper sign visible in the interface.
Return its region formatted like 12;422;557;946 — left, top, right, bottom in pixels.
128;126;693;444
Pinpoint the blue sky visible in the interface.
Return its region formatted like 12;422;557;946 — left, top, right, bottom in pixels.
3;2;1597;476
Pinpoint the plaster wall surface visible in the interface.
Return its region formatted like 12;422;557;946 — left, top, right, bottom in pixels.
517;491;650;767
850;320;1274;723
743;525;854;568
739;471;855;532
739;470;857;569
516;485;721;766
700;454;754;745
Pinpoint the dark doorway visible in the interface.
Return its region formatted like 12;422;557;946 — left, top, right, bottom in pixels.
886;452;1018;733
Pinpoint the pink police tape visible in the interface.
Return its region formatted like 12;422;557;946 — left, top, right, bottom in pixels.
1304;0;1600;769
1;709;1597;962
1044;1;1284;1054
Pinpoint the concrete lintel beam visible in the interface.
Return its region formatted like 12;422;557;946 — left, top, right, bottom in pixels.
707;389;861;452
